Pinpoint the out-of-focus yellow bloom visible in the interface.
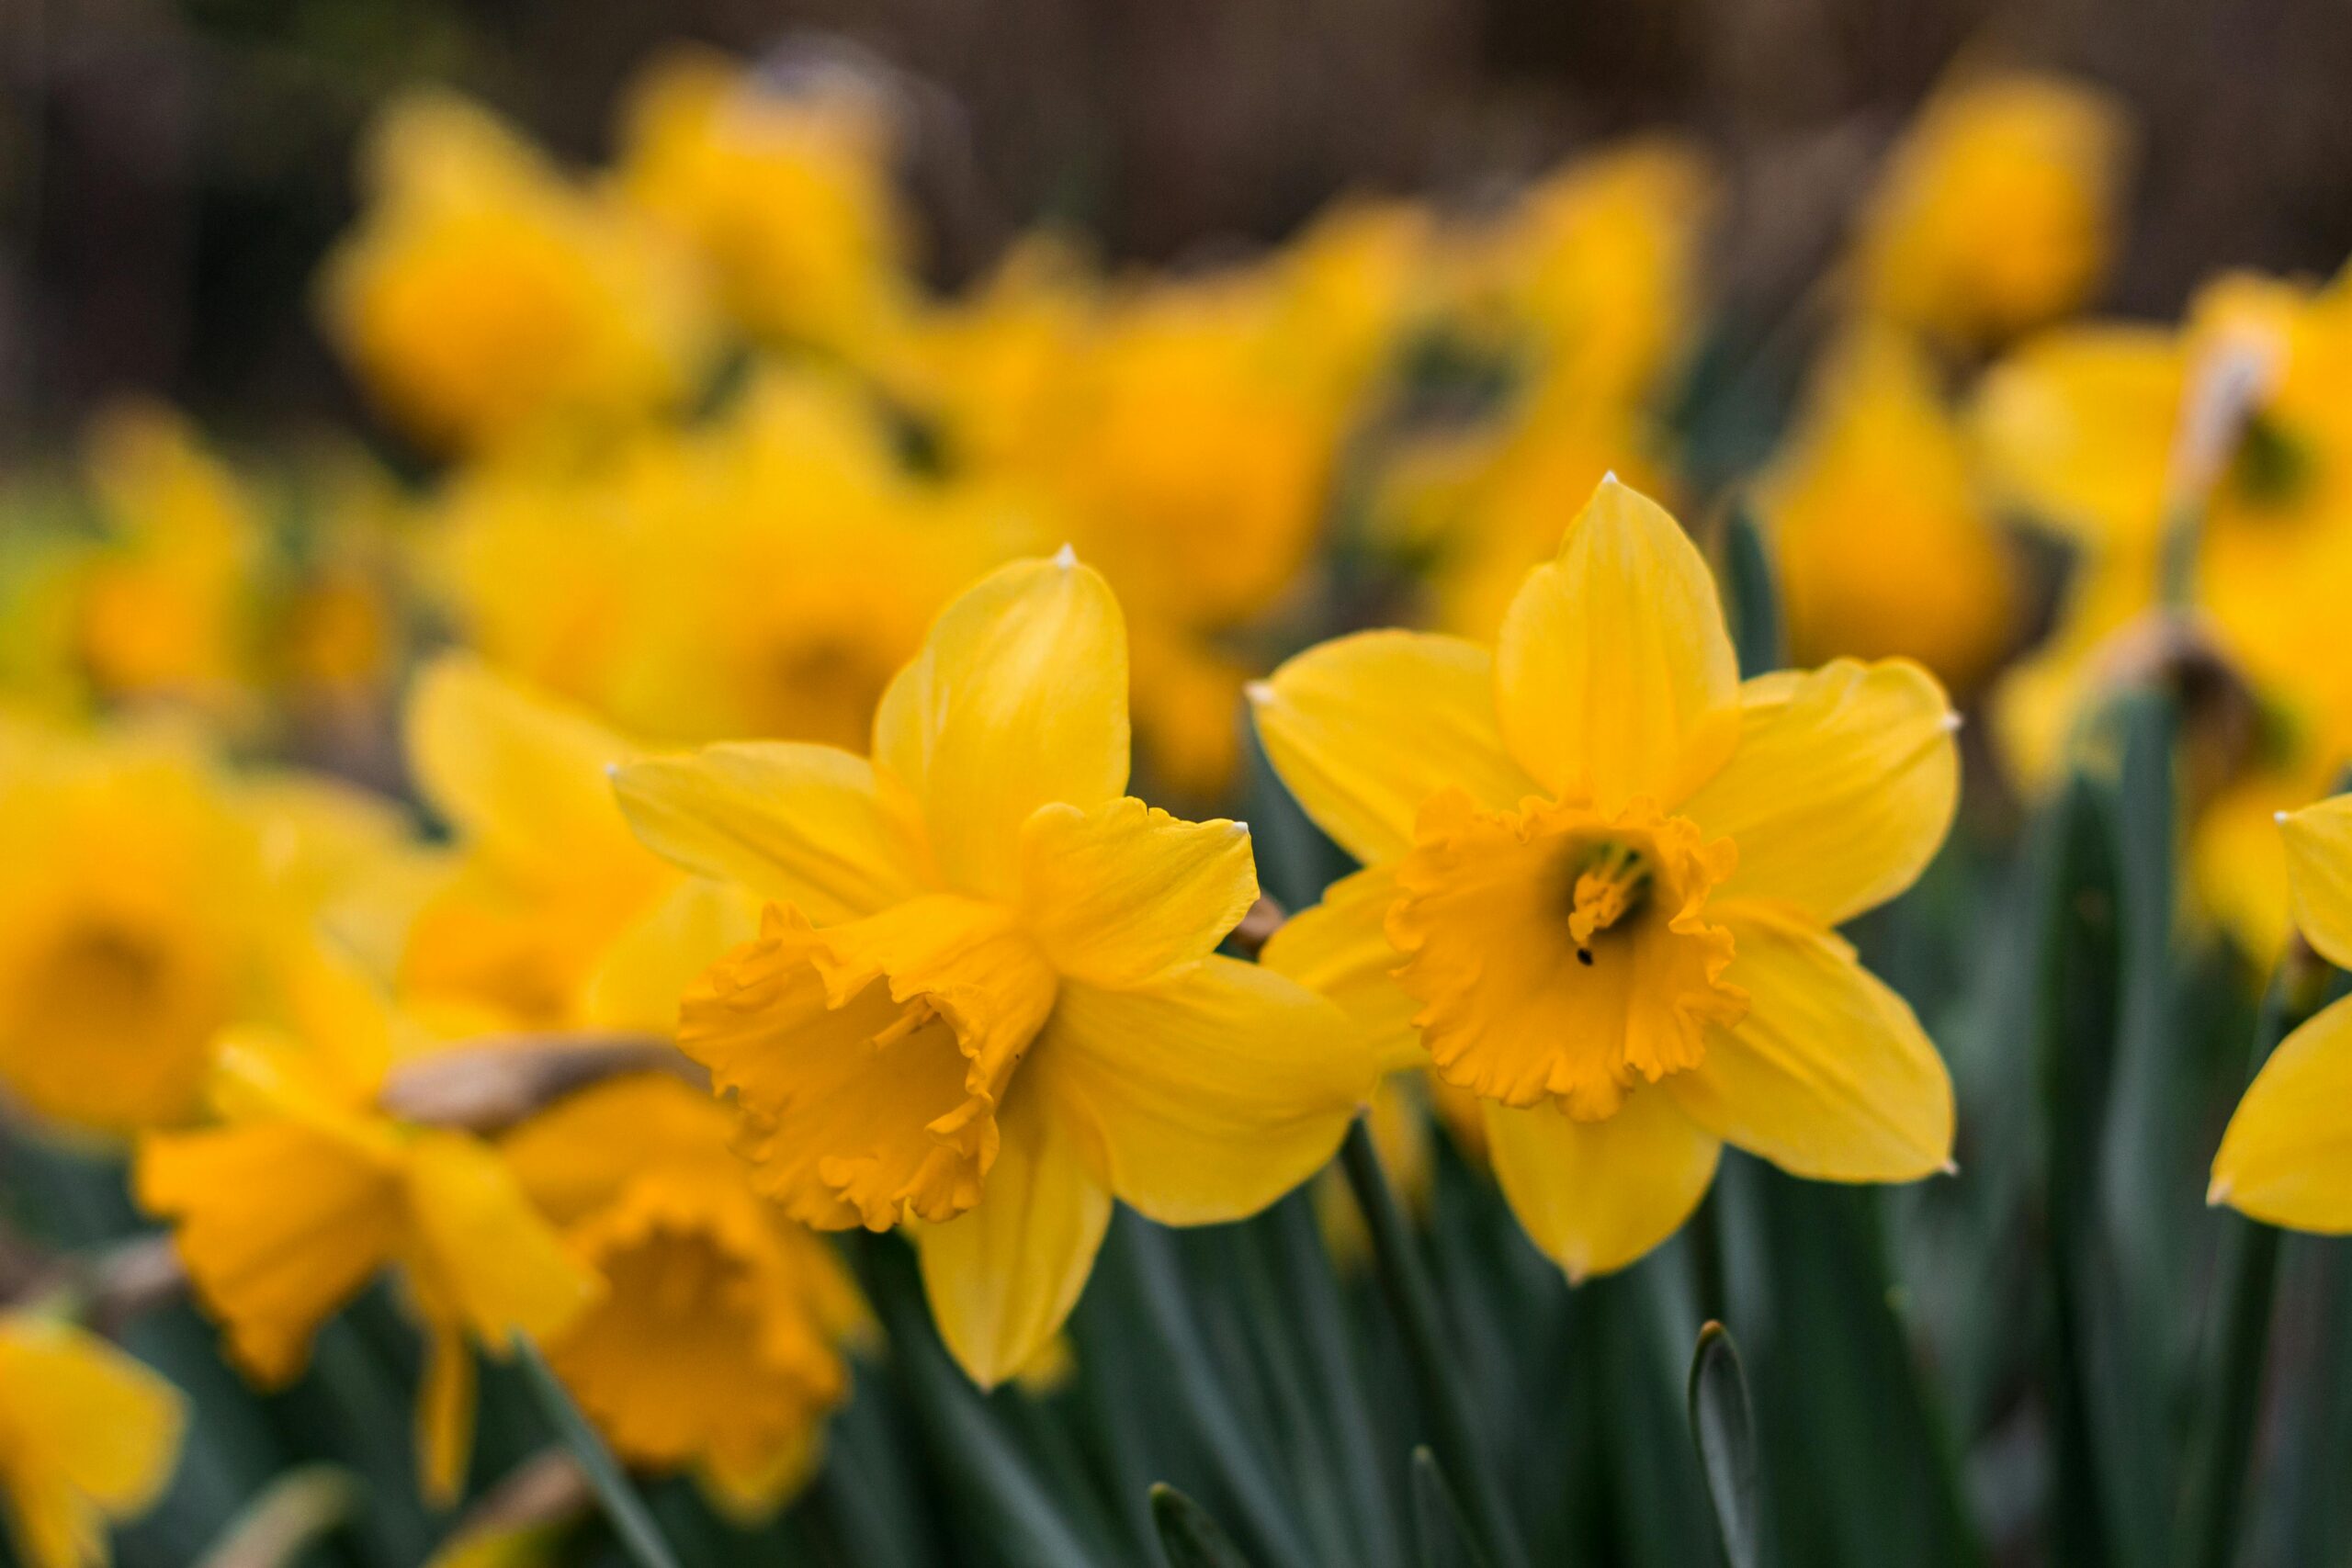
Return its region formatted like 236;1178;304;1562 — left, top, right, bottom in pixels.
503;1074;864;1515
0;722;397;1134
73;405;259;715
1856;74;2127;345
428;370;1026;755
619;47;910;353
135;981;596;1506
1974;265;2352;961
396;657;680;1035
1761;328;2018;696
321;91;712;455
1253;478;1958;1279
0;1313;184;1568
2212;794;2352;1225
1374;144;1710;640
614;555;1370;1385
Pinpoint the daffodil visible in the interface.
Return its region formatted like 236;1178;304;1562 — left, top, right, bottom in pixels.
0;721;400;1135
1253;477;1958;1280
1761;327;2018;697
618;46;912;353
2211;794;2352;1226
135;973;597;1506
0;1313;184;1568
320;91;712;455
614;554;1371;1384
1855;73;2127;345
502;1072;865;1515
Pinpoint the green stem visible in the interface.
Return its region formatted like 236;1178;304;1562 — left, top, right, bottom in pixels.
2178;962;2314;1568
1339;1118;1529;1568
510;1335;684;1568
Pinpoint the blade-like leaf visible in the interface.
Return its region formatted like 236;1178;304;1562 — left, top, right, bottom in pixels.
1151;1483;1256;1568
1409;1448;1490;1568
1687;1323;1760;1568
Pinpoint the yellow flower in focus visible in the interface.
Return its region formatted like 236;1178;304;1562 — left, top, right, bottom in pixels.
1253;478;1958;1279
503;1074;864;1515
1856;74;2127;345
0;722;394;1135
2211;794;2352;1226
74;404;260;714
619;46;911;352
1761;328;2018;696
321;91;712;455
0;1313;184;1568
614;554;1371;1385
135;987;596;1506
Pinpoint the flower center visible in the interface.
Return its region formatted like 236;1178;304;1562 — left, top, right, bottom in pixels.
1387;790;1748;1121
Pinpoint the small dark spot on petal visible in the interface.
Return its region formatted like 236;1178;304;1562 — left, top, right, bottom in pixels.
1577;948;1594;967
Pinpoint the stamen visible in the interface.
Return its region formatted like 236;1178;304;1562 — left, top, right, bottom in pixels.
1566;840;1652;947
867;1000;936;1052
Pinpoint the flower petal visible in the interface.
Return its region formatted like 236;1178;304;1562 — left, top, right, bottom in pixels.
405;653;645;886
1482;1089;1720;1281
2211;995;2352;1229
1018;797;1258;987
416;1324;477;1508
913;1086;1111;1390
2282;794;2352;972
1492;476;1739;811
401;1131;600;1346
582;877;764;1034
1250;630;1539;865
1259;865;1425;1074
0;1319;185;1512
1666;907;1954;1181
1677;659;1959;924
613;743;926;926
1029;957;1372;1227
871;556;1130;898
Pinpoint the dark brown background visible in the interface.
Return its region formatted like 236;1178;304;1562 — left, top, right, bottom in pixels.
4;0;2347;447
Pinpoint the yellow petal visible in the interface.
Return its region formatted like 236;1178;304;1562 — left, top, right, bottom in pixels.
1492;476;1738;811
2211;995;2352;1229
2281;795;2352;971
405;654;644;887
1482;1089;1720;1281
1678;660;1959;925
134;1120;406;1384
1667;908;1954;1181
612;744;926;927
0;1317;185;1512
500;1072;742;1225
1031;957;1372;1226
416;1325;477;1508
1259;866;1425;1074
1018;797;1257;987
1;1470;99;1568
1250;630;1540;865
914;1086;1111;1390
401;1132;599;1347
870;556;1130;898
581;878;764;1034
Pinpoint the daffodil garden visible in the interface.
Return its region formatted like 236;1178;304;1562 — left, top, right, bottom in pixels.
9;37;2352;1568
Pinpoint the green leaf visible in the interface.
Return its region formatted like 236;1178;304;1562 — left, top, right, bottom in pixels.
509;1335;684;1568
1408;1448;1490;1568
1687;1324;1760;1568
1150;1483;1256;1568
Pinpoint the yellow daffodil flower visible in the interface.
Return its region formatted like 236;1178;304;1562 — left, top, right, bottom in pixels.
618;46;912;353
0;1313;184;1568
1253;477;1958;1280
320;91;712;455
2211;794;2352;1225
73;404;260;716
135;975;597;1506
1761;328;2018;697
0;722;400;1135
1856;74;2127;346
503;1073;865;1516
613;554;1372;1385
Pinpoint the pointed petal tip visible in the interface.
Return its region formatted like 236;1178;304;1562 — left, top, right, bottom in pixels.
1052;542;1078;570
603;761;622;779
2207;1175;2233;1206
1940;712;1965;734
1939;1158;1960;1177
2276;810;2291;825
1243;679;1276;706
